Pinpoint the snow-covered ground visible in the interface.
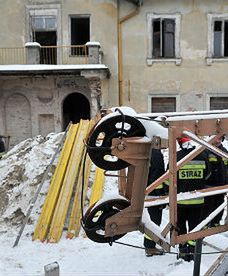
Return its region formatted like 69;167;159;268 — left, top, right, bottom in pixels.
0;133;227;275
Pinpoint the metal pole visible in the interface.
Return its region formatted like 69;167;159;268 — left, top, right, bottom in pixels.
193;239;203;276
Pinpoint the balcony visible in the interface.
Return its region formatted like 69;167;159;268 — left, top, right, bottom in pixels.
0;42;110;78
0;42;102;65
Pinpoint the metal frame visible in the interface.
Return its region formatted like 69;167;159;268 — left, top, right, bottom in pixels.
104;113;228;251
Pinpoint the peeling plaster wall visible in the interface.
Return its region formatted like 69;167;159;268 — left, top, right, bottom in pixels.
121;0;228;112
0;0;118;108
0;75;101;145
1;0;228;119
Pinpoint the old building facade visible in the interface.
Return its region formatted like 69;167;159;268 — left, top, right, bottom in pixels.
1;0;228;146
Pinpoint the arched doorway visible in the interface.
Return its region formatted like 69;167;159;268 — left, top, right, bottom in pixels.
62;93;90;129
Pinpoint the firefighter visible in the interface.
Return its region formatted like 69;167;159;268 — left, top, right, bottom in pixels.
175;137;210;262
144;148;166;257
204;135;227;227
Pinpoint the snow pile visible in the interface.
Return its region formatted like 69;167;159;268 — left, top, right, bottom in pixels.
0;132;63;233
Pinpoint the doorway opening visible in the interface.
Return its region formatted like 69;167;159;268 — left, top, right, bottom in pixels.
62;93;90;130
33;31;57;64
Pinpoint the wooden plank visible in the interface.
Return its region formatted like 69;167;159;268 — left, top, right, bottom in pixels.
83;165;105;239
48;120;90;242
66;156;92;239
66;119;95;239
88;167;105;208
33;123;78;241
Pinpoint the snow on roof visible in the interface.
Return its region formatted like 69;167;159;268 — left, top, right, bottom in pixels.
139;109;228;119
0;64;109;72
85;41;101;47
24;42;41;47
167;112;228;122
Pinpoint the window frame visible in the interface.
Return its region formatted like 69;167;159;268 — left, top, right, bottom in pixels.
207;13;228;65
148;94;180;113
206;93;228;110
69;14;91;56
32;16;57;31
147;13;182;66
26;4;61;63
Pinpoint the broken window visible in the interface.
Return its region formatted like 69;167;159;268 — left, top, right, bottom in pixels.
213;20;228;57
70;16;90;56
152;18;175;58
31;15;57;64
151;97;176;112
210;97;228;110
32;16;56;30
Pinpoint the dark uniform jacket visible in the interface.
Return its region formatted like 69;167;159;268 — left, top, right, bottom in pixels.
147;148;165;196
206;144;227;187
176;147;210;205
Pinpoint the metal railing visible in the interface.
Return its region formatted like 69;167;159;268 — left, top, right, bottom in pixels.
0;45;88;65
0;47;26;64
40;45;88;64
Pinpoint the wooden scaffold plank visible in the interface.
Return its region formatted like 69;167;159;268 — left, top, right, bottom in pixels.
33;123;78;241
48;120;90;242
66;120;95;239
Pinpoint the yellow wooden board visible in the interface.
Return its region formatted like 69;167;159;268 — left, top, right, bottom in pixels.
66;120;95;239
33;123;78;241
89;167;105;208
48;120;90;242
66;155;92;239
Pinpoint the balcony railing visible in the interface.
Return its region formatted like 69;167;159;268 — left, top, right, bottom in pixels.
0;47;26;64
0;45;89;65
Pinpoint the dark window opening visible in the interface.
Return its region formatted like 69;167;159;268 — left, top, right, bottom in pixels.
62;93;90;130
151;97;176;113
71;17;90;56
213;20;228;57
210;97;228;110
153;20;161;58
33;31;57;64
224;21;228;56
153;18;175;58
214;21;222;57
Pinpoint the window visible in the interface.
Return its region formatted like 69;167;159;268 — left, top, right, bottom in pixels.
70;16;90;56
149;96;177;113
213;20;228;57
31;16;57;64
147;14;181;65
26;4;61;64
153;19;175;58
32;16;56;30
207;14;228;64
210;97;228;110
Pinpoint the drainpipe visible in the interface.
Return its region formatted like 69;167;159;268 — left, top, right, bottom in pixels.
117;0;141;106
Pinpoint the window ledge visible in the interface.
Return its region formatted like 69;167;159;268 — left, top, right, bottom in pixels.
147;58;182;66
206;57;228;65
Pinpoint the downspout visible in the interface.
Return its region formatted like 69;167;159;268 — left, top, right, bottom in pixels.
117;1;141;106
